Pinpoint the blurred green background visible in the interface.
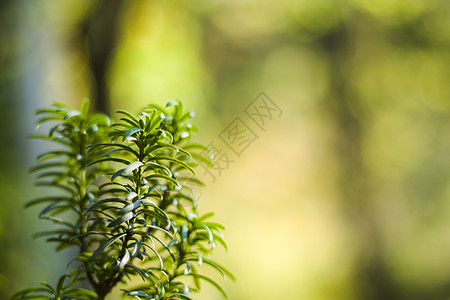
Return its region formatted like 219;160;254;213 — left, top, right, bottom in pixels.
2;0;450;299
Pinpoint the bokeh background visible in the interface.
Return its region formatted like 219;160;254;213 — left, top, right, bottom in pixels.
1;0;450;299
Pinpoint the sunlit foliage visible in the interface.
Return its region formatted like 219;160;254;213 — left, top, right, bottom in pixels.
12;100;232;300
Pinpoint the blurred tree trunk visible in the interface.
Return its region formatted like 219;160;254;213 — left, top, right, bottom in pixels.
81;0;125;114
320;20;400;300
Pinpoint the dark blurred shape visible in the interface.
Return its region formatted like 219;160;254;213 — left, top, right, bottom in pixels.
317;8;450;300
81;0;127;114
318;20;399;300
